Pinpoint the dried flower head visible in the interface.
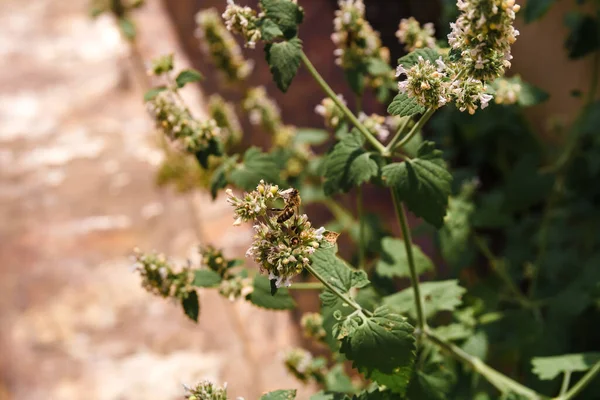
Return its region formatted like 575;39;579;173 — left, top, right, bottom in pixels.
132;248;193;300
222;0;261;49
448;0;520;81
396;17;437;52
196;8;254;82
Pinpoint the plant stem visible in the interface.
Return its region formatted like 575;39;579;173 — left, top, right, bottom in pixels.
357;185;365;269
394;107;435;150
425;328;547;399
559;371;572;397
557;361;600;400
304;263;372;317
289;282;324;290
385;116;412;153
300;51;387;155
391;190;427;331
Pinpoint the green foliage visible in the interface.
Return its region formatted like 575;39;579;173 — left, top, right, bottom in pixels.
323;130;379;195
118;17;136;40
175;69;204;88
260;0;304;39
383;280;466;320
397;48;440;68
260;389;297;400
382;142;452;228
387;93;426;117
531;353;600;380
193;269;222;288
564;12;600;59
249;275;296;310
181;290;200;322
265;38;303;92
230;147;281;190
143;86;167;101
523;0;558;23
376;237;433;279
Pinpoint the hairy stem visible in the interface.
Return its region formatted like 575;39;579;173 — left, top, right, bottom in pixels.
425;328;547;399
557;361;600;400
385;116;412;153
391;190;427;331
300;51;387;155
304;263;372;317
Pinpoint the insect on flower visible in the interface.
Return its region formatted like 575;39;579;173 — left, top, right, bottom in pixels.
275;188;301;223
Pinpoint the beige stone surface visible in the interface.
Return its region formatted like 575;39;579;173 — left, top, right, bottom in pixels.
0;1;311;399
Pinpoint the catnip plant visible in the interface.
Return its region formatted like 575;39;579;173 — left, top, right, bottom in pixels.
94;0;600;398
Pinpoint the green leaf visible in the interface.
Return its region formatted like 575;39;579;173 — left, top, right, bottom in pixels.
397;48;440;68
336;306;415;395
323;130;379;195
193;269;222;288
181;290;199;322
376;237;433;279
531;353;600;380
366;57;393;76
432;323;473;341
523;0;557;23
118;17;136;40
383;280;466;319
387;93;426;117
260;18;285;41
310;392;350;400
517;80;549;107
439;193;474;268
248;275;296;310
382;141;452;228
143;86;167;102
325;364;356;393
229;147;281;190
260;389;297;400
265;38;302;92
175;69;203;88
260;0;304;38
564;12;600;60
294;128;329;145
195;137;223;169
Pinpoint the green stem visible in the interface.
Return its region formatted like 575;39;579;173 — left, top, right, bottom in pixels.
300;51;387;155
357;185;365;269
305;263;371;317
289;282;325;290
425;328;547;399
385;116;412;153
391;190;426;331
559;371;572;397
557;361;600;400
394;107;435;151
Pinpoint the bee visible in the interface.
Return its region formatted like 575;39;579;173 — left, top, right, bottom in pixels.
276;188;301;223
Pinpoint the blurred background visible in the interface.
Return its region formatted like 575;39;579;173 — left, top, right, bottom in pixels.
0;0;597;399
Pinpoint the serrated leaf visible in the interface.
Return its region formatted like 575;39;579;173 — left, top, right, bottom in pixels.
248;275;296;310
144;86;167;102
175;69;203;88
382;141;452;228
193;269;222;288
118;17;136;40
336;306;415;395
181;290;199;322
323;130;379;195
383;280;466;319
260;389;297;400
260;18;284;41
376;237;433;279
265;38;302;92
229;147;281;191
439;194;474;268
387;93;425;117
294;128;329;145
523;0;557;23
260;0;304;38
531;353;600;380
325;364;356;393
397;48;440;69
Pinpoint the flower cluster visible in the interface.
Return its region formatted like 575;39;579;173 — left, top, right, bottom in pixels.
315;95;346;130
227;182;325;287
222;0;261;49
396;17;437;52
218;275;254;301
208;94;243;147
300;312;326;341
359;112;390;141
132;248;194;300
184;381;231;400
146;91;221;153
449;77;493;114
283;348;327;383
199;245;230;276
448;0;521;81
396;56;448;109
491;76;522;105
149;53;174;76
196;8;254;82
243;87;282;135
